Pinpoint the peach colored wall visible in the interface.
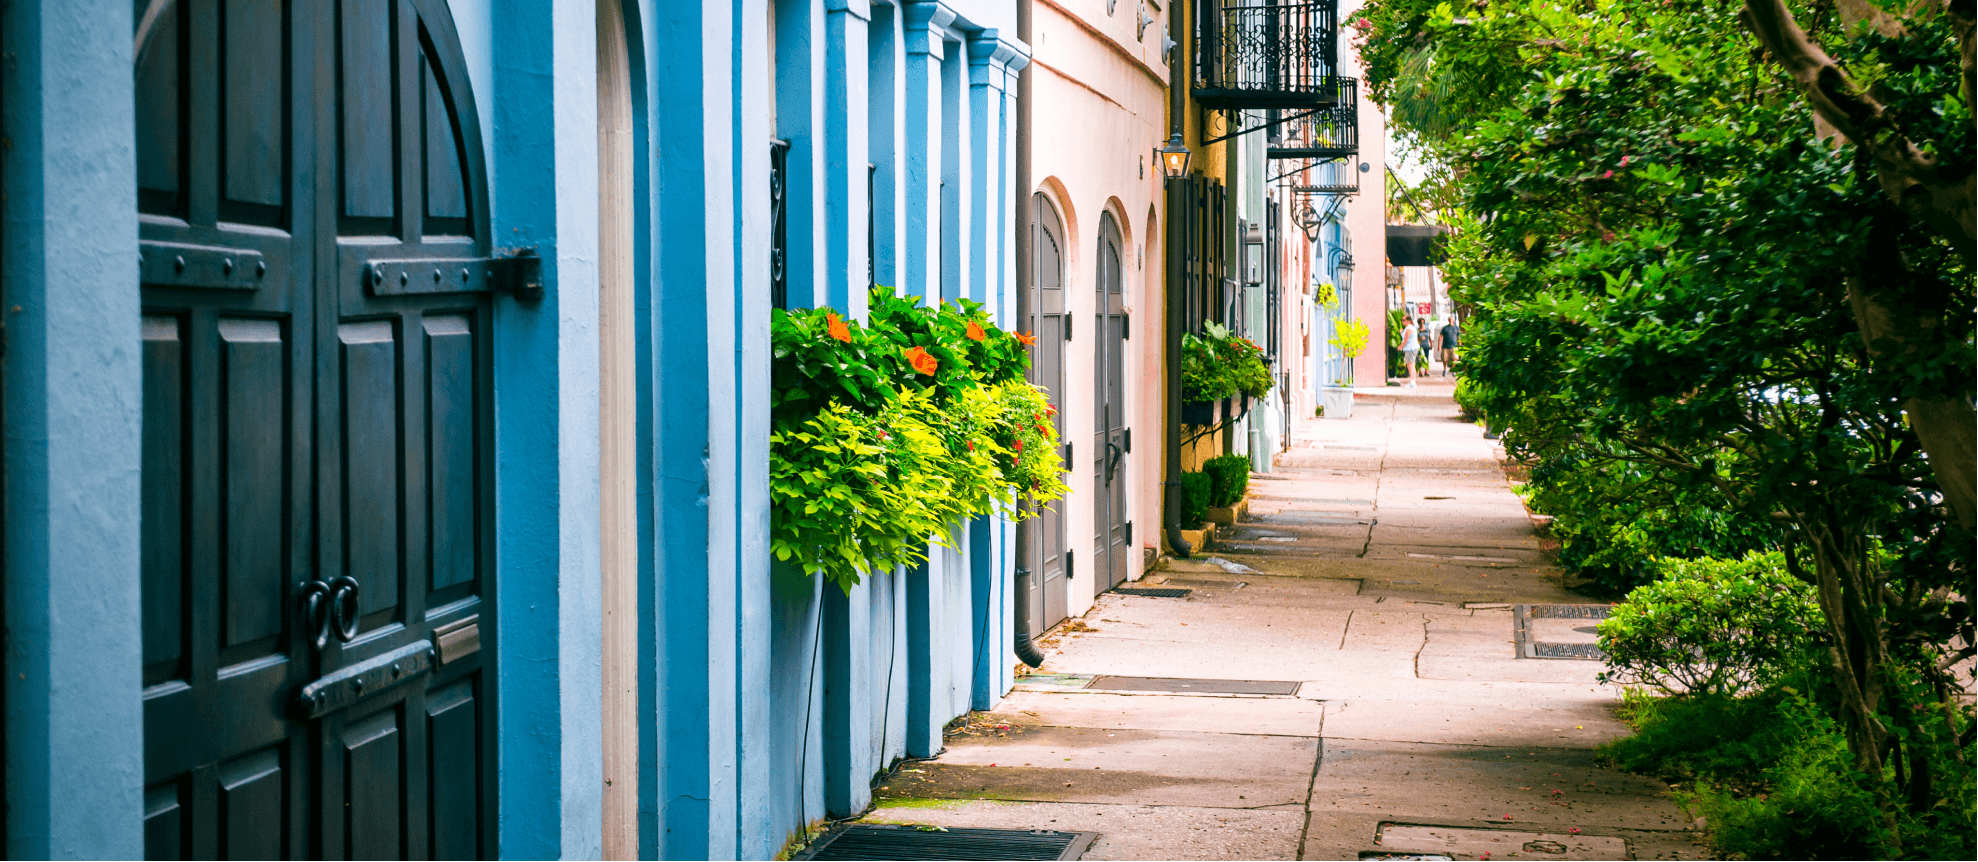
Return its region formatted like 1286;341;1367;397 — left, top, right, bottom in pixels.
1031;0;1171;615
1340;0;1390;386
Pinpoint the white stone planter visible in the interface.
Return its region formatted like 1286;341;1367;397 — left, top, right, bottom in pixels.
1320;385;1354;419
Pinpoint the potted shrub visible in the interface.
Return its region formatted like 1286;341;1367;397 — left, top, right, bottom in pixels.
1180;321;1273;433
1322;317;1369;419
1201;454;1251;526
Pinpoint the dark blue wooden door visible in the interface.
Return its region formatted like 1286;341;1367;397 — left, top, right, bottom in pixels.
137;1;498;857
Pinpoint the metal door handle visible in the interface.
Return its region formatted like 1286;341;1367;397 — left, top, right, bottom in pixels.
1105;441;1124;482
298;581;333;650
328;576;362;643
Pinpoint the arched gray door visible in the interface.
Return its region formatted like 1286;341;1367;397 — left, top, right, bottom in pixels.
1093;214;1130;589
137;0;501;856
1029;193;1070;632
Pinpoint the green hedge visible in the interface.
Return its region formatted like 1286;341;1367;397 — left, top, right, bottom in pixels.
1179;472;1210;527
1201;455;1251;509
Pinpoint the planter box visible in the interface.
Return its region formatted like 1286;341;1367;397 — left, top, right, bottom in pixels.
1205;498;1248;527
1182;399;1216;425
1320;385;1354;419
1177;523;1215;554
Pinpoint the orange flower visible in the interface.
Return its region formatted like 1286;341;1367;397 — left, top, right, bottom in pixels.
826;312;852;343
1013;330;1038;346
966;321;988;342
903;346;939;375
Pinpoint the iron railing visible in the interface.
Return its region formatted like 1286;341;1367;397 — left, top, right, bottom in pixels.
1196;1;1339;110
1295;157;1360;195
770;138;790;309
1267;78;1358;160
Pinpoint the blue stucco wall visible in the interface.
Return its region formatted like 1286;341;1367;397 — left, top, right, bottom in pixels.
0;1;146;857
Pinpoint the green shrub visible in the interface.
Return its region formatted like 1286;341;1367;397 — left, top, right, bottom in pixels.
1201;455;1251;508
1597;551;1823;697
1523;450;1781;593
1179;472;1211;527
1453;376;1484;422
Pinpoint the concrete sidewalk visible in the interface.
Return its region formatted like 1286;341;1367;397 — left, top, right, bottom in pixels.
860;389;1706;860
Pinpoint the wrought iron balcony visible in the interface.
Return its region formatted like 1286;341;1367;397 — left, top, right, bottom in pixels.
1294;157;1360;195
1196;1;1340;110
1267;79;1358;160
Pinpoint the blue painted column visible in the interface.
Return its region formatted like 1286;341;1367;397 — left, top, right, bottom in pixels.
821;0;872;314
639;0;754;857
0;2;144;857
938;35;973;306
965;32;1014;310
899;3;950;303
488;0;604;856
898;0;954;761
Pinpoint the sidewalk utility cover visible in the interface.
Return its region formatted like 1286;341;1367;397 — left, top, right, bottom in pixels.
796;824;1099;861
1515;605;1613;661
1377;823;1630;860
1085;676;1301;695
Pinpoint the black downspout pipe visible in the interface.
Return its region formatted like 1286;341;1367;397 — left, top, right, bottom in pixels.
1163;5;1194;559
1011;0;1046;668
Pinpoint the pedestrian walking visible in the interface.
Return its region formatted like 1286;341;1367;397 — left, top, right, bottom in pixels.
1399;317;1420;386
1416;317;1434;377
1439;318;1461;378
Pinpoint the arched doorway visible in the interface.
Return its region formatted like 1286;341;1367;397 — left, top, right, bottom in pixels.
1029;192;1070;632
1093;213;1129;589
137;1;502;855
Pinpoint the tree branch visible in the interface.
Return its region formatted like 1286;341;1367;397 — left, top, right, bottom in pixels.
1741;0;1977;252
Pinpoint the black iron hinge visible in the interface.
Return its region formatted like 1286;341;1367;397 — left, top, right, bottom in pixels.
1124;429;1132;453
1063;442;1073;466
1122;314;1130;338
1066;549;1075;580
1065;316;1073;341
1126;521;1134;547
364;247;544;301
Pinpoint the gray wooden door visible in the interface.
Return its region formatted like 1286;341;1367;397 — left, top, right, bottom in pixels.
1092;215;1130;589
136;1;499;857
1029;194;1070;631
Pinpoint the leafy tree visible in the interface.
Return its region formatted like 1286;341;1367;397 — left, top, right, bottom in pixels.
1357;0;1973;850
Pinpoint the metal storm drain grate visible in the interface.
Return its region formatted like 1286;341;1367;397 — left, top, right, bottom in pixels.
795;824;1099;861
1376;823;1631;860
1515;604;1614;661
1085;676;1301;695
1114;587;1192;598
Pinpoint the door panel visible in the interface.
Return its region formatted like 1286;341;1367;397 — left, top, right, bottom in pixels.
1093;215;1130;589
1030;194;1070;631
138;0;497;856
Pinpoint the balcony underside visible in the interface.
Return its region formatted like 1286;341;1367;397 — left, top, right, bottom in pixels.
1193;87;1340;110
1268;145;1355;160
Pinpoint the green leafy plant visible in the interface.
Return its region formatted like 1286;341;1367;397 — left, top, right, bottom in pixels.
770;286;1068;592
1312;281;1339;309
1597;552;1823;697
1178;472;1211;527
1327;317;1370;360
1201;455;1250;509
1181;321;1274;401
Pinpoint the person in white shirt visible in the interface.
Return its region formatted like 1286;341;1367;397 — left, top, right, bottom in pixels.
1399;317;1420;387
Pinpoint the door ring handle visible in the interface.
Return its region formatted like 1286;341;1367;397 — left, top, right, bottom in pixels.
328;576;362;643
298;581;333;650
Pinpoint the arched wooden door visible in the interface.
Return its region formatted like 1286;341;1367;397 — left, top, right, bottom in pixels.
137;1;502;856
1092;214;1129;590
1029;193;1070;632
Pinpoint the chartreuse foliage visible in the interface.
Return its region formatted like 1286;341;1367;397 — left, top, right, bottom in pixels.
1357;0;1973;853
770;287;1067;593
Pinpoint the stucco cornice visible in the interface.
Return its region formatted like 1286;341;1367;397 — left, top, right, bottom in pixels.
825;0;873;21
1035;0;1168;91
903;1;957;58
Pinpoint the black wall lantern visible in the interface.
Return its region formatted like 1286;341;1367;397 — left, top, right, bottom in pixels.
1157;134;1191;179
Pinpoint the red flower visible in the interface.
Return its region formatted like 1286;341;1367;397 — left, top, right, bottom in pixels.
966;321;988;342
903;346;939;375
1013;331;1038;346
826;312;852;343
1013;440;1023;452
